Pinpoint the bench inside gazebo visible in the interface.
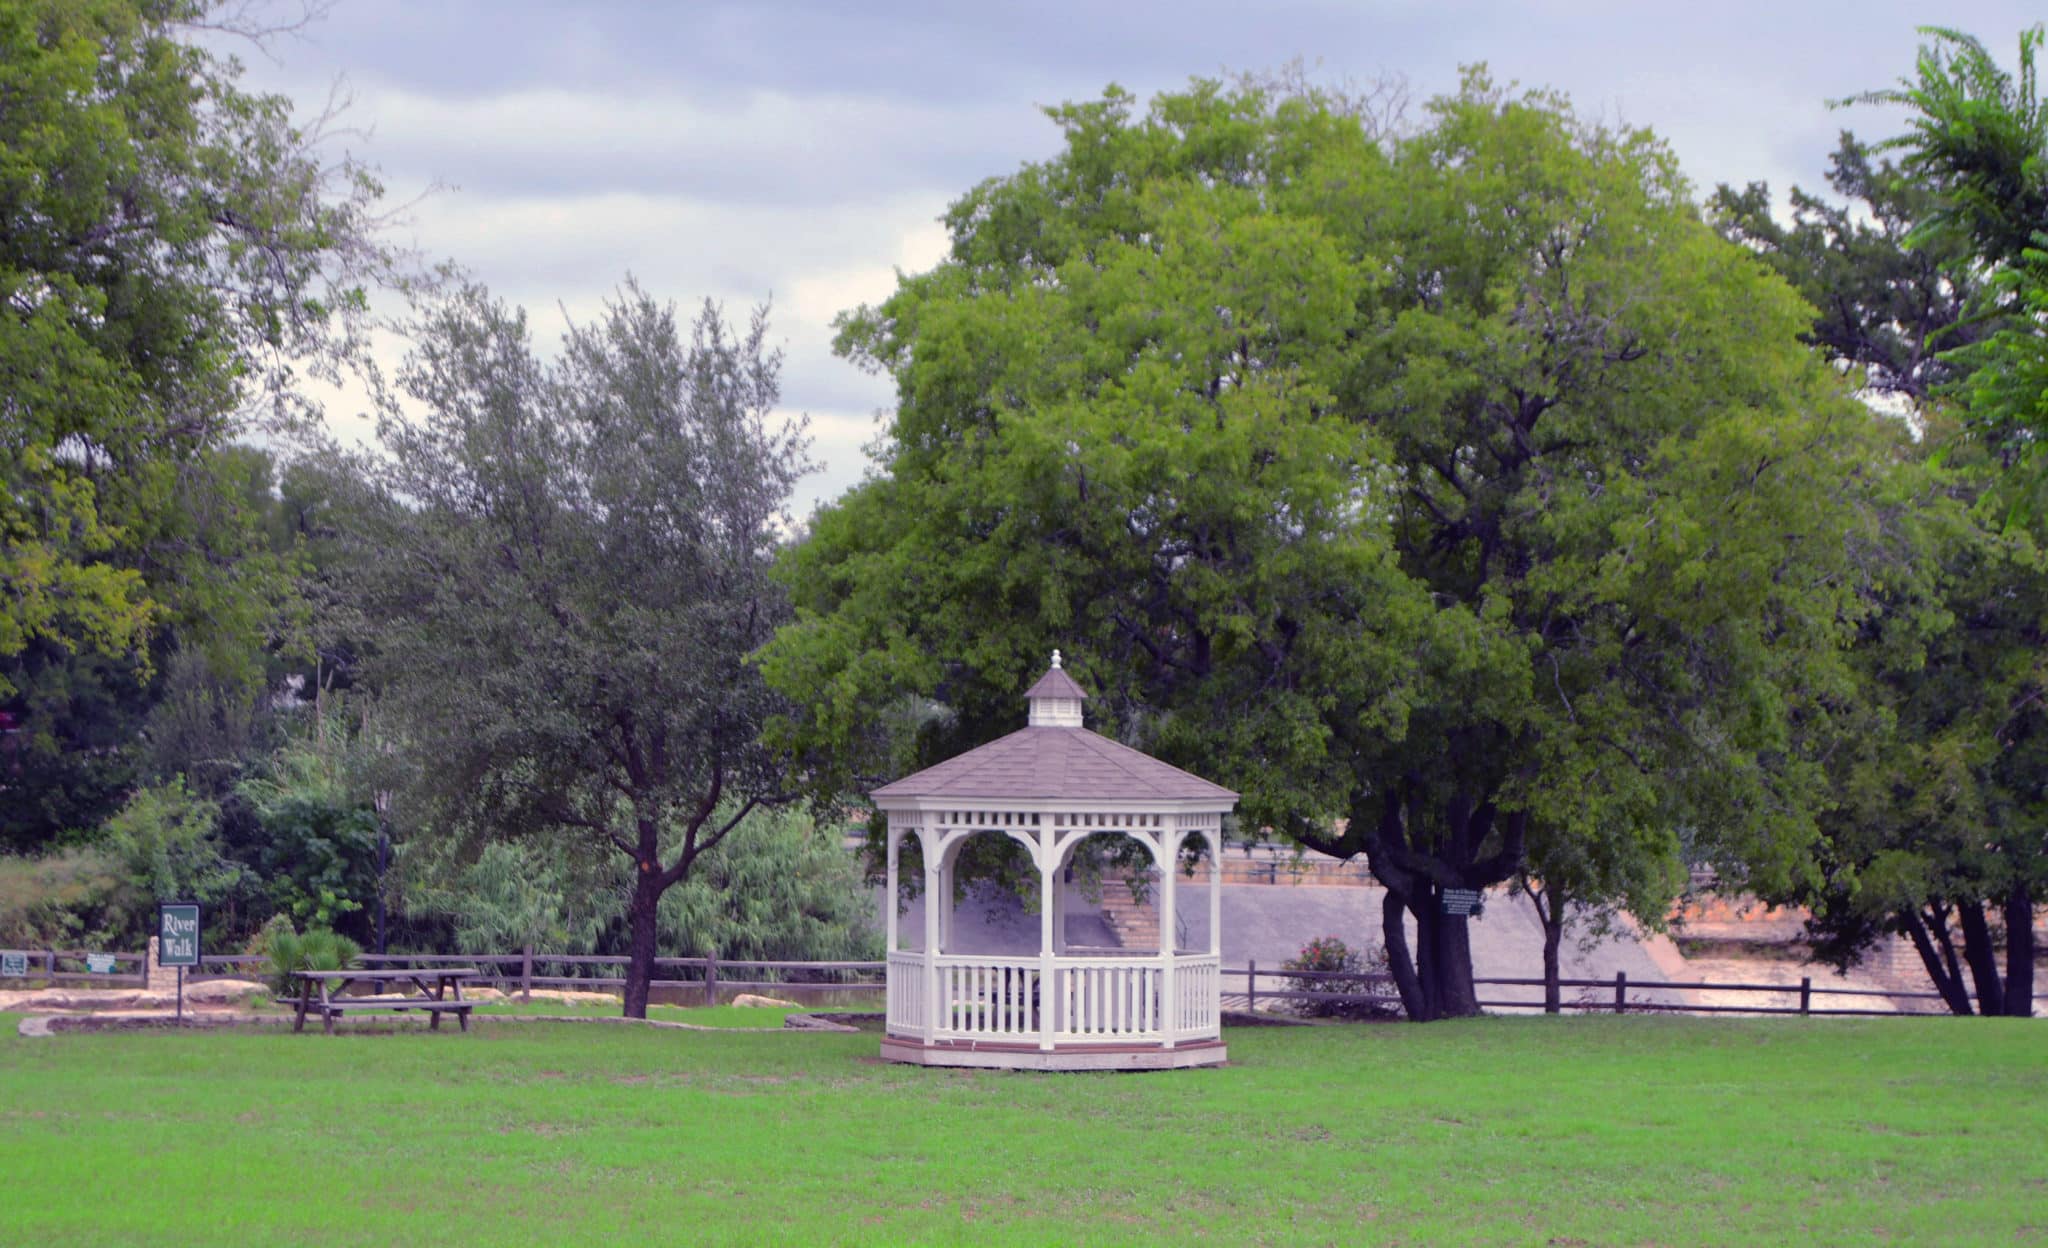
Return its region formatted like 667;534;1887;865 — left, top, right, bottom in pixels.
875;653;1236;1071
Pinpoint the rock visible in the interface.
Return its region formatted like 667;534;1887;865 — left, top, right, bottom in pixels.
523;989;620;1005
732;993;799;1009
145;937;179;994
781;1012;856;1032
184;979;265;1003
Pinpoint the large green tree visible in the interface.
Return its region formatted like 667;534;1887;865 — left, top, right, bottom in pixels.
764;74;1904;1019
1;0;403;841
326;280;811;1018
1794;423;2041;1016
1771;25;2048;1017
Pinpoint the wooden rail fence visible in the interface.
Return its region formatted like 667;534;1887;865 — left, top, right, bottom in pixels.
1229;963;1969;1016
190;951;889;1005
0;949;148;988
8;948;2029;1016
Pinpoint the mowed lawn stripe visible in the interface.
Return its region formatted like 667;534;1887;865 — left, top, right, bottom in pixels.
0;1013;2040;1246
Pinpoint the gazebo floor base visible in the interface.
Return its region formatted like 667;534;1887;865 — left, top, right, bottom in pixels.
880;1035;1226;1071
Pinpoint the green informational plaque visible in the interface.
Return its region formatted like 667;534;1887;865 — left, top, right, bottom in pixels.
86;953;117;974
159;903;202;968
0;951;26;977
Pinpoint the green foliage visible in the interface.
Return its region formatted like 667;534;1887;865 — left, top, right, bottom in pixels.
1710;134;1990;404
657;807;881;966
765;72;1909;1019
407;840;603;957
320;277;811;1015
234;739;381;940
1845;25;2048;464
96;776;245;933
1792;424;2047;1014
0;645;150;851
1849;25;2047;271
404;806;881;969
254;916;363;996
0;848;123;947
0;0;401;707
1949;244;2048;471
0;777;245;949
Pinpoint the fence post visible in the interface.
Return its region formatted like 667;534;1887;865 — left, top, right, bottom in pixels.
520;944;533;1003
1613;971;1626;1015
1247;959;1257;1013
704;950;719;1008
1799;976;1811;1016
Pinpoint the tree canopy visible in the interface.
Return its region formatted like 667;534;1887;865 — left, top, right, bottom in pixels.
1850;25;2048;466
764;71;1911;1019
323;280;812;1017
1;0;405;844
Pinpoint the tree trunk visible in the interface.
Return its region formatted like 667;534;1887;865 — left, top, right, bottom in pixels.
1957;901;2006;1016
1429;909;1481;1017
2002;881;2035;1018
1901;905;1973;1015
623;859;663;1020
1383;887;1426;1021
1411;887;1442;1021
1535;882;1564;1015
1931;903;1970;1009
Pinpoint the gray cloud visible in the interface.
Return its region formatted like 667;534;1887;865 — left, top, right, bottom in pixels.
230;1;2042;513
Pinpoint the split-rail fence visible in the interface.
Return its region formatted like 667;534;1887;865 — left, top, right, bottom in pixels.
2;946;1987;1015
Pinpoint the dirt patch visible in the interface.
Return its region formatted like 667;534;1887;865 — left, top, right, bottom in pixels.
0;980;266;1012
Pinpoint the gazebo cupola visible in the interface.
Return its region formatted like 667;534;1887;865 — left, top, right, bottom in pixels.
873;652;1237;1071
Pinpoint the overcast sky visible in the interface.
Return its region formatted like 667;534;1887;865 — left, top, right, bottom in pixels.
232;1;2035;515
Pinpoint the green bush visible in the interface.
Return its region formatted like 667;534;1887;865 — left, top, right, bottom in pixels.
0;848;125;948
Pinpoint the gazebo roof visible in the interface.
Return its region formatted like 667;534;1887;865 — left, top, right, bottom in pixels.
871;656;1237;804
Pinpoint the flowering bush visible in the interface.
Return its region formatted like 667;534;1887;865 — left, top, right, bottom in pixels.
1280;936;1401;1019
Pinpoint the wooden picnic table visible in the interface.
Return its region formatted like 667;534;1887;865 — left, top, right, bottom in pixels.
292;967;478;1035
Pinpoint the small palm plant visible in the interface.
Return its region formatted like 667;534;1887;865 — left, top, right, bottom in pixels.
254;916;364;997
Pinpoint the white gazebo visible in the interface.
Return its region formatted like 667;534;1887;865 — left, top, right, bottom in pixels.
875;653;1236;1070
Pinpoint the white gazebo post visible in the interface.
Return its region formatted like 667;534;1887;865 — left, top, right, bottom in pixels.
884;824;899;954
873;651;1236;1072
1209;828;1223;960
923;822;941;1044
1160;829;1178;1049
1038;845;1057;1051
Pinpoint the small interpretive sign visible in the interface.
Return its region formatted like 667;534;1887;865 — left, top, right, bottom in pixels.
1440;888;1484;917
86;953;117;974
0;951;26;977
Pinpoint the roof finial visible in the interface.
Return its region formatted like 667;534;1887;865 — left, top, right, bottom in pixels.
1051;648;1063;670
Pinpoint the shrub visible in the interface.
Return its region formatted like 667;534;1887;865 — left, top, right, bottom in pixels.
1281;936;1401;1019
253;916;363;996
0;849;126;948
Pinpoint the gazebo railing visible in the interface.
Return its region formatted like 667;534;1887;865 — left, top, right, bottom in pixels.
1053;956;1159;1041
886;950;927;1038
890;951;1222;1046
940;955;1043;1039
1174;954;1220;1038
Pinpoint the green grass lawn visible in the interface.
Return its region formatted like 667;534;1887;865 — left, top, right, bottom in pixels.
1;1012;2041;1246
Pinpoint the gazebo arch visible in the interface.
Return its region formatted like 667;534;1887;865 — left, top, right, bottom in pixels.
875;653;1236;1070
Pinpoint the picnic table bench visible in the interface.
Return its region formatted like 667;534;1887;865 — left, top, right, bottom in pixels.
292;967;479;1035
